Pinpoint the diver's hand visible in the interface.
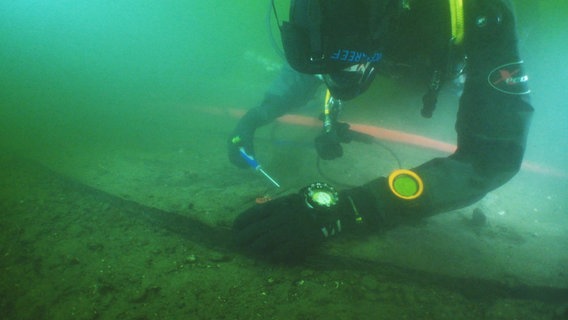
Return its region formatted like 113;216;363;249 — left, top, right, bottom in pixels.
228;106;263;168
228;134;255;169
314;122;352;160
233;182;384;262
233;192;338;262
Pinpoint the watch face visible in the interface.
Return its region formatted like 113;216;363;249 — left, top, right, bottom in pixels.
311;190;334;207
304;182;339;209
302;182;341;236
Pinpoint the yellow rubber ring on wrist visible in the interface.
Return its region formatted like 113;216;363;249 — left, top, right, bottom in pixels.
388;169;424;200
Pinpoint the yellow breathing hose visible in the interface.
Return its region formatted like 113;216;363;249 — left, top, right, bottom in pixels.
449;0;465;45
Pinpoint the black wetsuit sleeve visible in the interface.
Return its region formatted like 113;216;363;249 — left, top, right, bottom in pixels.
360;0;533;224
233;65;322;135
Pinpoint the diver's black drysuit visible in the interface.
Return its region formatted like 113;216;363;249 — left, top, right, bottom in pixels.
231;0;532;230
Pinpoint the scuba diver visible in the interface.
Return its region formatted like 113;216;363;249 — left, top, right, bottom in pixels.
228;0;533;261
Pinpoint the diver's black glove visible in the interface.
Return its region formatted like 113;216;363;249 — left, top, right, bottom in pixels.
314;122;353;160
233;192;327;262
228;109;260;168
233;182;381;262
228;132;255;169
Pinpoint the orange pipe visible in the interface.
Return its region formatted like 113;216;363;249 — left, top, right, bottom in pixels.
218;107;567;179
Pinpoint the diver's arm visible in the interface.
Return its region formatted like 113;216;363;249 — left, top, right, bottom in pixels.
350;0;533;226
234;65;321;133
228;65;322;167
